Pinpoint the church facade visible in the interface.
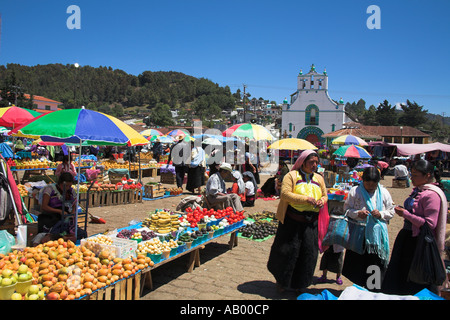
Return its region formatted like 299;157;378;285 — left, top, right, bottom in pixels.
281;64;348;146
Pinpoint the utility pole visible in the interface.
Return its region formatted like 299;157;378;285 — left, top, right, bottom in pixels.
242;84;247;123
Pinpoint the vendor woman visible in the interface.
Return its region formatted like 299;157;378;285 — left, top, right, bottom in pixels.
267;150;327;293
38;172;77;233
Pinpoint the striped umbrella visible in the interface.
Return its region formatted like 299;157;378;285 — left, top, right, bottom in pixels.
332;134;368;146
149;135;174;143
0;106;41;128
16;108;148;146
15;108;149;239
333;145;372;159
140;128;163;137
223;123;275;141
167;129;190;138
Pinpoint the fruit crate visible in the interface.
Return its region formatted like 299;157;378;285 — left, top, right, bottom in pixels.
80;236;138;259
144;184;165;198
160;172;175;184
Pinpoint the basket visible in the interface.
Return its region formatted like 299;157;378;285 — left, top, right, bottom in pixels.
148;253;162;264
0;284;16;300
80;236;137;259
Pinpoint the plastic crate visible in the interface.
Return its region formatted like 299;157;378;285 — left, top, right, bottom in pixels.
80;236;137;259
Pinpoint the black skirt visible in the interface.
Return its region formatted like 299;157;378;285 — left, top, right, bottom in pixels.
319;247;344;274
342;249;386;291
381;228;438;295
186;166;205;192
267;211;319;290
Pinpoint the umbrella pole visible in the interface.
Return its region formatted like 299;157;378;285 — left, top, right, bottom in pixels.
74;141;82;242
138;149;141;184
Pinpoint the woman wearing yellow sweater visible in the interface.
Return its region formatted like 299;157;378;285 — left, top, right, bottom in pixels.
267;150;327;293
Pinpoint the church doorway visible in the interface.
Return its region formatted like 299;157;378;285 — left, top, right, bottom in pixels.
305;134;320;146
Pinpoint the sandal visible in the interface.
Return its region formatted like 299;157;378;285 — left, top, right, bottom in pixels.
317;275;327;283
336;277;343;285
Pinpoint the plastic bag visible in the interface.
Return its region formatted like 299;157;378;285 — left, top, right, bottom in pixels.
0;230;16;254
407;222;447;286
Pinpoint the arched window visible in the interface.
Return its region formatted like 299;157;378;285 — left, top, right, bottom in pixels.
305;105;319;125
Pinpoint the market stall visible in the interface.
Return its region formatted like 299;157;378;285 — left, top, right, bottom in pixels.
0;205;246;300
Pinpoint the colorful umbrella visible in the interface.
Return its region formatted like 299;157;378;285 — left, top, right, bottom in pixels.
223;123;275;141
167;129;190;138
0;106;41;128
149;135;174;143
333;145;372;159
15;108;148;240
0;126;10;134
332;134;368;146
202;137;222;146
16;108;148;146
268;138;317;151
140;128;163;137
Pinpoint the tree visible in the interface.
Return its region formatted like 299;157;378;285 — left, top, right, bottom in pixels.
398;100;428;128
375;100;398;126
362;105;378;125
145;103;174;127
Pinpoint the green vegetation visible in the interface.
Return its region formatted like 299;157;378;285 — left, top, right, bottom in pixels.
345;98;450;142
0;63;238;126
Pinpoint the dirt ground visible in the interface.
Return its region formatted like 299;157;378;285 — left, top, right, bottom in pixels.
82;171;424;300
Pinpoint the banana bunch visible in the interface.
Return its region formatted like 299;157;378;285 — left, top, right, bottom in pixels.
144;211;180;234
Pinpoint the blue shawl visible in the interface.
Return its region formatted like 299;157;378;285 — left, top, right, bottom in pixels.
359;184;390;266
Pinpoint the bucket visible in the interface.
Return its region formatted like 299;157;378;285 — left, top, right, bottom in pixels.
0;284;16;300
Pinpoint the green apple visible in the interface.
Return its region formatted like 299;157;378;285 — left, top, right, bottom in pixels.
17;264;29;274
27;293;39;300
2;269;13;278
11;292;23;300
10;275;17;284
1;277;12;286
18;273;31;282
28;285;40;295
37;290;45;300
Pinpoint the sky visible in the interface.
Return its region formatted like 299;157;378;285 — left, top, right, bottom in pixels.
0;0;449;115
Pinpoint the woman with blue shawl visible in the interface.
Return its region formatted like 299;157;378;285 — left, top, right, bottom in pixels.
342;167;394;290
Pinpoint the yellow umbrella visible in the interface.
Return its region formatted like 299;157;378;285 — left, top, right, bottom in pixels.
268;138;318;151
268;138;317;164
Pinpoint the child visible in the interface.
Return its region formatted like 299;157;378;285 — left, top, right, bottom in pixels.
241;171;256;207
317;245;345;285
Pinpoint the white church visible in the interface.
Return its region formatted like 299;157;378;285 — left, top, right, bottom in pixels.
281;64;349;146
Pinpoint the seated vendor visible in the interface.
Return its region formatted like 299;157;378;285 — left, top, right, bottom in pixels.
38;172;77;233
205;163;244;212
55;155;77;178
393;159;410;187
260;160;289;197
228;171;246;202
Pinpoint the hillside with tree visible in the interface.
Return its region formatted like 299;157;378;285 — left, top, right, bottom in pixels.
345;98;450;142
0;63;238;127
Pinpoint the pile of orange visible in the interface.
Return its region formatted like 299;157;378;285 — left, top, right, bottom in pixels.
0;238;154;300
